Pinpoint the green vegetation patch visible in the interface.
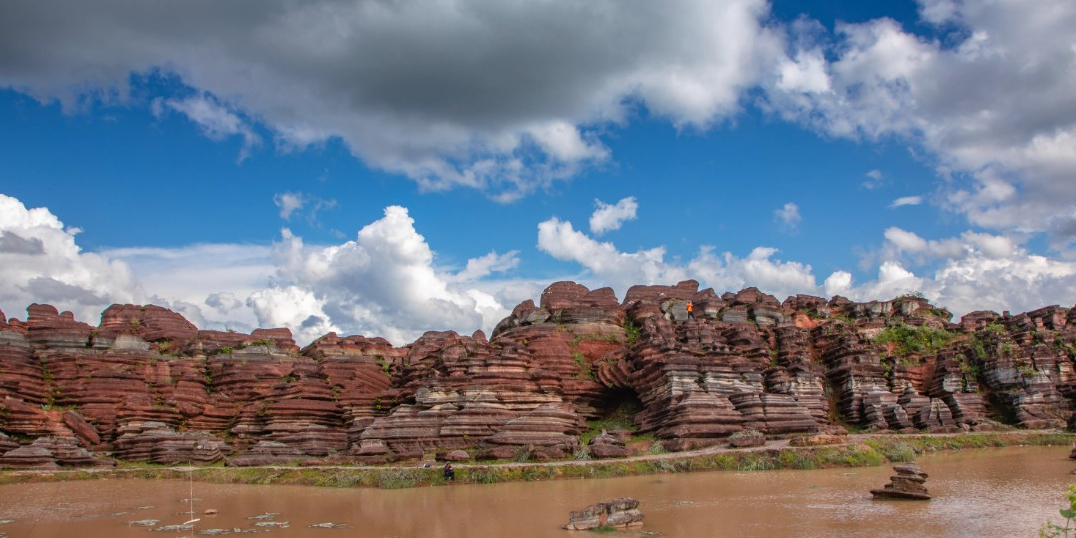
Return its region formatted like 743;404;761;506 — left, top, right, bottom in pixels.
874;323;959;357
623;319;642;348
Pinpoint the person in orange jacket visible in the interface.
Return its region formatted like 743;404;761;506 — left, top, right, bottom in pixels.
686;301;694;319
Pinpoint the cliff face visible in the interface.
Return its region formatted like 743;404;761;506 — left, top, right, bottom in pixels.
1;282;1075;468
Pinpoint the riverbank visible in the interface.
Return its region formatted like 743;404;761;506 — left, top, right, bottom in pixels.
1;430;1070;489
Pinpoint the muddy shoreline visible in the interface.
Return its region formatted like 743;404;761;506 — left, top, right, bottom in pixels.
2;430;1070;489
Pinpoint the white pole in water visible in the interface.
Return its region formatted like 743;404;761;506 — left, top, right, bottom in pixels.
183;463;200;534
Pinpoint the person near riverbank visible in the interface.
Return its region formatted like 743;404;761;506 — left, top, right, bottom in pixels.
443;463;455;481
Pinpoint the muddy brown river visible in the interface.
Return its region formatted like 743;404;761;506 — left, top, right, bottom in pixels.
0;446;1072;538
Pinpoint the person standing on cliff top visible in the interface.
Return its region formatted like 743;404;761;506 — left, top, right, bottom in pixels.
686;301;694;319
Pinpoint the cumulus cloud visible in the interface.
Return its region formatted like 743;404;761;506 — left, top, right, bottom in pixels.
0;0;781;201
0;194;529;344
247;285;339;344
589;197;639;235
0;231;45;255
823;225;1075;316
103;242;276;331
538;217;686;290
774;202;801;232
0;195;527;344
765;0;1076;243
828;249;1076;317
824;261;925;303
881;227;1019;264
538;214;820;301
260;206;519;344
5;189;1076;348
537;207;1076;319
687;247;820;300
0;193;143;322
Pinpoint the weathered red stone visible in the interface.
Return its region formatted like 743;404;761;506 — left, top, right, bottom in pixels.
0;288;1074;465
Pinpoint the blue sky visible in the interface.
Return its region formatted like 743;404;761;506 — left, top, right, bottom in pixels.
2;0;1075;345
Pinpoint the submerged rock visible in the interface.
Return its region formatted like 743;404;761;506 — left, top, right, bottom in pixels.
871;463;931;500
563;497;643;531
151;524;192;532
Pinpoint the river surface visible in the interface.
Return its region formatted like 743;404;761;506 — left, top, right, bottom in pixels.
0;446;1072;538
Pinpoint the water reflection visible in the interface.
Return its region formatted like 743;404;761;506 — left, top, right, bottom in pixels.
0;446;1071;538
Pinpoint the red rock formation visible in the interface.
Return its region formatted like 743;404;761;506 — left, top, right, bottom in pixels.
0;436;109;469
113;421;230;464
98;304;198;344
0;432;18;455
564;498;644;531
1;288;1075;465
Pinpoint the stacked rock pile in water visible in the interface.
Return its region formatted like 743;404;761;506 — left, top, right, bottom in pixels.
871;463;931;500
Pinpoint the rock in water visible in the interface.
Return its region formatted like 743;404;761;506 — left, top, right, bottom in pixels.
563;498;643;531
871;463;931;500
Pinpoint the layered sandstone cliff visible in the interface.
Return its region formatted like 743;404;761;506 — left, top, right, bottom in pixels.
2;282;1075;468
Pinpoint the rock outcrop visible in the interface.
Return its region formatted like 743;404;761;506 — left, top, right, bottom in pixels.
0;436;109;469
563;498;644;530
871;463;931;500
3;282;1076;466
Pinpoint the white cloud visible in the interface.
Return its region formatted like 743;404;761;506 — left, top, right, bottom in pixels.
823;270;853;297
890;195;923;208
248;285;340;345
205;292;242;312
863;169;885;189
0;193;143;323
529;120;608;163
766;0;1076;243
687;246;820;300
538;217;685;291
774;202;801;232
839;261;926;302
0;193;529;345
272;191;338;224
828;250;1076;317
103;242;276;332
537;209;1076;320
274;192;305;220
827;226;1072;315
538;214;820;301
881;227;1019;263
5;191;1076;349
261;206;518;344
161;94;261;161
589;197;639;235
776;50;830;93
451;251;521;283
0;0;782;202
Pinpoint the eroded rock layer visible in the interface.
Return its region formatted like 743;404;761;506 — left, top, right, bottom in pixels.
2;282;1076;466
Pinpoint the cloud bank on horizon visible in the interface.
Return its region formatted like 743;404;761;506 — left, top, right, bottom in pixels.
2;0;1076;345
